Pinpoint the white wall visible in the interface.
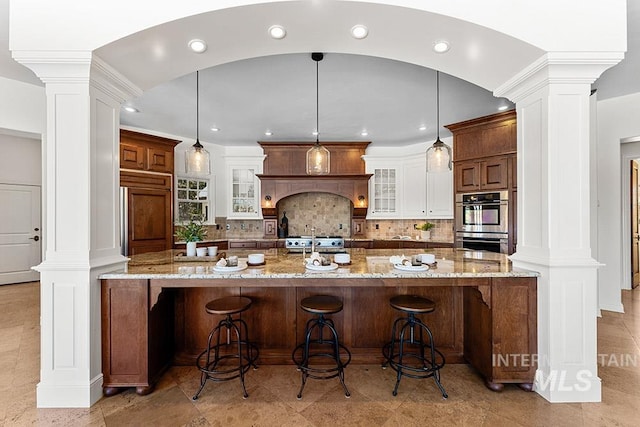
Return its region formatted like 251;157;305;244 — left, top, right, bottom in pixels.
0;76;44;135
0;133;41;185
596;91;640;312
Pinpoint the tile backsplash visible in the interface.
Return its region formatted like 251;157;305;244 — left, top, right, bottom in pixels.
184;192;454;242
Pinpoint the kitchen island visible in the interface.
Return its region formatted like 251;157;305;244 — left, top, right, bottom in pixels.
100;248;537;396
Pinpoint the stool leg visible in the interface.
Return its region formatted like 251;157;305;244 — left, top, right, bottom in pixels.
324;320;350;398
226;317;249;399
296;317;317;399
193;318;225;400
382;316;403;369
392;320;412;396
236;317;259;370
418;319;448;399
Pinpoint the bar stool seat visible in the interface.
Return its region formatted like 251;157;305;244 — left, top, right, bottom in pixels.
193;296;259;400
292;295;351;399
382;295;447;398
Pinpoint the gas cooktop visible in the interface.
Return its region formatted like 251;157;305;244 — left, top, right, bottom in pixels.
285;236;345;251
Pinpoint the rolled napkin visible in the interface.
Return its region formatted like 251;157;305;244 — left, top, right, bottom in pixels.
312;259;321;266
216;258;227;267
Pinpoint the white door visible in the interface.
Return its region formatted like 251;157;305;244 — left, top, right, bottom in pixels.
0;184;41;285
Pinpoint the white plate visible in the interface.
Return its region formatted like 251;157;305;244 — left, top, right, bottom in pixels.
213;263;247;272
394;264;429;272
306;262;339;271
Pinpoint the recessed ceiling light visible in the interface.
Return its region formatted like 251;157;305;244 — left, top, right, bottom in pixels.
265;131;273;136
210;127;220;132
351;25;369;39
433;40;450;53
188;39;207;53
360;130;369;137
498;105;509;111
123;106;138;113
268;25;286;39
419;125;427;131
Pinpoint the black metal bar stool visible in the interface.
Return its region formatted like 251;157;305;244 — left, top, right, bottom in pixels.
382;294;447;398
292;295;351;399
192;296;259;400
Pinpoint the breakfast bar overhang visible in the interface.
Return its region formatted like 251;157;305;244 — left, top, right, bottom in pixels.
100;248;538;397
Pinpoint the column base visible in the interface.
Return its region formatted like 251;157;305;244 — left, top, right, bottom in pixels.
533;368;602;403
36;374;103;408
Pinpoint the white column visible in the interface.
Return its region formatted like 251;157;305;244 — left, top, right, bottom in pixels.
13;52;141;407
495;52;622;402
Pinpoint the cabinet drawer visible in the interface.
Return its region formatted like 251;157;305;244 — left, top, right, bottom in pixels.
258;241;278;249
229;241;258;249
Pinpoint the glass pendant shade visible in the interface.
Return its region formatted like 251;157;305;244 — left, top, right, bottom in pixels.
185;140;210;175
306;52;330;175
306;142;330;175
426;70;452;172
426;139;452;172
185;70;210;175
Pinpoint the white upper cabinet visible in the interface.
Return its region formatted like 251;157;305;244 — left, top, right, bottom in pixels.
402;157;427;218
365;158;400;219
226;158;263;219
426;170;454;219
364;152;453;219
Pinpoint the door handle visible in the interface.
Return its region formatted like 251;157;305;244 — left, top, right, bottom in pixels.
29;236;40;241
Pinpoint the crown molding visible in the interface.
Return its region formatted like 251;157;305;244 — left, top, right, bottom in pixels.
494;51;625;102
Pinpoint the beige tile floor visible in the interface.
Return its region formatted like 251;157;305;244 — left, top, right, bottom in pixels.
0;282;639;426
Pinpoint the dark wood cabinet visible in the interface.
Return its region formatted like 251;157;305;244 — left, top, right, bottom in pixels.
447;111;517;254
454;154;511;193
101;279;174;396
120;130;180;256
463;277;537;390
448;110;516;194
126;186;173;256
101;274;536;394
346;240;373;249
120;129;179;174
369;240;454;249
229;240;258;249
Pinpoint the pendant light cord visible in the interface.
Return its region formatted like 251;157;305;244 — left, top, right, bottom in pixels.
436;70;440;141
196;70;200;143
316;59;319;143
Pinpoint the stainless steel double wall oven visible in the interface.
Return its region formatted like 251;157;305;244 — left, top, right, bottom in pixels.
455;191;509;254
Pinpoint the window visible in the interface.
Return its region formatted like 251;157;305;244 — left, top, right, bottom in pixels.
176;177;212;223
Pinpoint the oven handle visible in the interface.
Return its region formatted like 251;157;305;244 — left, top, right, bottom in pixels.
462;238;506;244
458;202;506;207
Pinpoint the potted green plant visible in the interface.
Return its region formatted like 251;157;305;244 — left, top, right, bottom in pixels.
417;222;435;240
175;215;207;256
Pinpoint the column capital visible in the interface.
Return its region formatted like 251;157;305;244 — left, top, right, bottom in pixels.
11;50;142;101
494;51;624;102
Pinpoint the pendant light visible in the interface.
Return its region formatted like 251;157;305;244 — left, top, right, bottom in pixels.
426;70;452;172
306;52;330;175
185;70;211;175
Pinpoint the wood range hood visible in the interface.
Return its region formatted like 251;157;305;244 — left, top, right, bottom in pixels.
256;141;372;220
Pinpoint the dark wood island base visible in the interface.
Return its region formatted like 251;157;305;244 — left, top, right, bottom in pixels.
101;272;537;397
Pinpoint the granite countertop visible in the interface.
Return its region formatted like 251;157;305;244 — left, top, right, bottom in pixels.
100;248;538;279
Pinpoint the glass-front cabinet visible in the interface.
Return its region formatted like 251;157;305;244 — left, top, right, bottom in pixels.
227;158;263;219
365;158;401;219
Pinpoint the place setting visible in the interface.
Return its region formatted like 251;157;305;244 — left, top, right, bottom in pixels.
213;255;247;272
304;252;339;271
389;254;434;272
